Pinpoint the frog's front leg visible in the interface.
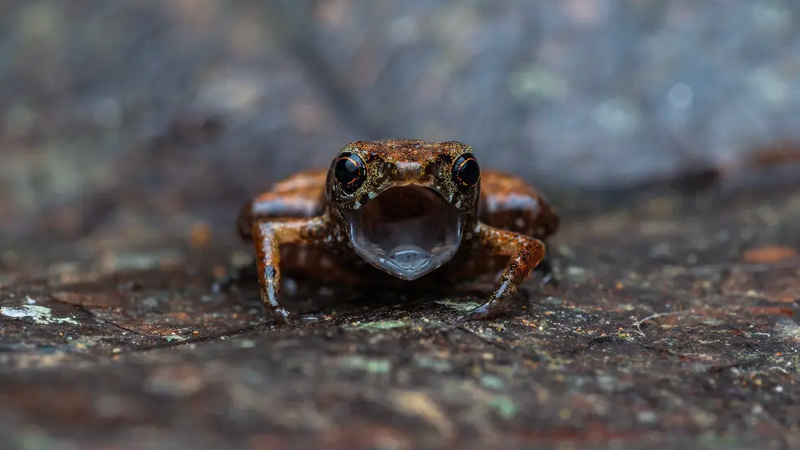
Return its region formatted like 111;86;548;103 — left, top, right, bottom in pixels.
252;217;328;325
459;222;546;321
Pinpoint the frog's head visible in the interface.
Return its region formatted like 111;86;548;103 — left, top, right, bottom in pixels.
325;139;481;280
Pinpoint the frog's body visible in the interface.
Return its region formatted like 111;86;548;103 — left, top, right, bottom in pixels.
237;139;559;324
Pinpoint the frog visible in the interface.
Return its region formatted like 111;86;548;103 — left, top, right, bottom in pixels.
236;139;559;325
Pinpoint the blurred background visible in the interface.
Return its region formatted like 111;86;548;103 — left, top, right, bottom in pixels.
1;0;799;249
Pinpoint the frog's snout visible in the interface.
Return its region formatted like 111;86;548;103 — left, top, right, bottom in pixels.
386;162;434;189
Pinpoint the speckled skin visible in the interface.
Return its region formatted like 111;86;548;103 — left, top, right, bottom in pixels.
237;139;559;324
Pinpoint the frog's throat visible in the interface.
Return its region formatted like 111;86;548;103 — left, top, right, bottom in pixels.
343;185;465;281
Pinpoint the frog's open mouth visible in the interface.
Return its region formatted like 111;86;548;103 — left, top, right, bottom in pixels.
344;185;464;281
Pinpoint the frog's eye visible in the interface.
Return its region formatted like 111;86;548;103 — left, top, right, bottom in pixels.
452;153;480;189
334;152;367;194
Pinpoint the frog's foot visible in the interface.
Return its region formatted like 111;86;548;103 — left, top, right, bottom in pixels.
270;307;296;326
456;301;508;322
252;217;328;326
457;223;546;322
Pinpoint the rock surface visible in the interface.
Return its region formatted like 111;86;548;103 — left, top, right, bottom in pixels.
2;172;800;449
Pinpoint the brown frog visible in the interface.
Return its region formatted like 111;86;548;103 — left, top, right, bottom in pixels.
237;139;559;325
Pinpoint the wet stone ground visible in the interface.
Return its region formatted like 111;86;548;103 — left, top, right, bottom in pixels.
2;175;800;450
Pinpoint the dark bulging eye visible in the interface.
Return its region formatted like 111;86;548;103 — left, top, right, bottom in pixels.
334;152;367;193
452;153;480;189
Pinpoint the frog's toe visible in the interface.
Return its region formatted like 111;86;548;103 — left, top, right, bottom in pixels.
456;303;503;322
269;307;297;326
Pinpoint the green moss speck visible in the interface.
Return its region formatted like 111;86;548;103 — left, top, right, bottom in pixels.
488;396;516;419
480;375;505;390
340;355;391;374
349;320;409;331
